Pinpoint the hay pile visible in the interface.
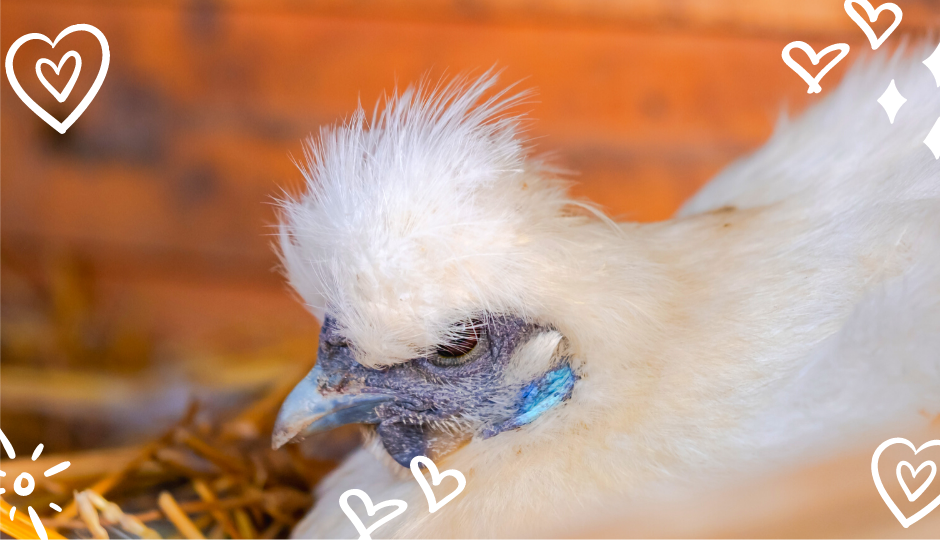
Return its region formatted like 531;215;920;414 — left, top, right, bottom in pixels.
2;393;343;539
1;254;349;539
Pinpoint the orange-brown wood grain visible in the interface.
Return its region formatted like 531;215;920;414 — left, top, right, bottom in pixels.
24;0;940;38
4;0;913;357
2;0;871;285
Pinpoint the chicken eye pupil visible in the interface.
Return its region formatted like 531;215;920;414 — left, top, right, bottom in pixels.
437;335;478;357
434;320;482;361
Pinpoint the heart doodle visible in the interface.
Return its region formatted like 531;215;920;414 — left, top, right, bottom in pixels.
872;438;940;528
782;42;851;94
338;489;407;540
410;455;466;513
36;51;81;103
897;460;937;502
845;0;903;50
4;24;109;134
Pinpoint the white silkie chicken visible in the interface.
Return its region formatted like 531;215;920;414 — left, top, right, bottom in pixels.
273;45;940;538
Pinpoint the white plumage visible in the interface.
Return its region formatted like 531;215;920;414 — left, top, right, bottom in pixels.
277;45;940;538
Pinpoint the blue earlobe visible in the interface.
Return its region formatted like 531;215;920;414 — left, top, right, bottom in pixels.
514;364;577;425
482;363;577;438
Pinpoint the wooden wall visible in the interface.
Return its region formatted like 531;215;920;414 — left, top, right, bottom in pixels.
2;0;937;345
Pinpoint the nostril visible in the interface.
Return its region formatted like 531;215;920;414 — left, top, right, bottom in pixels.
326;337;349;348
316;371;351;392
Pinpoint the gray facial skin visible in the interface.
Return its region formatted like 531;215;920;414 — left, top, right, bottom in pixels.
273;314;575;467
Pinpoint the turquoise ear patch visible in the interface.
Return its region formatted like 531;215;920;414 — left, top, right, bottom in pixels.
514;364;577;425
482;363;577;438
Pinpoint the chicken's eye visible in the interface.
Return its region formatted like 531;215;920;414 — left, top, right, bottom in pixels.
431;320;483;367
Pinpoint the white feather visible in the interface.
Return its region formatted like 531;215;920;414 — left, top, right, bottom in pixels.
282;45;940;538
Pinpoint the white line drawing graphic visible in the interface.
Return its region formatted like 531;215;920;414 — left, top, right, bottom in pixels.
410;455;466;513
877;79;906;123
844;1;903;50
35;51;81;103
338;489;407;540
0;429;71;540
872;437;940;528
4;24;109;134
897;461;937;502
782;42;851;94
925;42;940;87
924;43;940;159
924;117;940;160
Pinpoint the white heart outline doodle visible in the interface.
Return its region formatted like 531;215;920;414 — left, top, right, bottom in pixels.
844;0;903;50
4;24;110;134
410;455;466;513
897;460;937;502
872;438;940;528
36;50;81;103
338;489;408;540
782;42;851;94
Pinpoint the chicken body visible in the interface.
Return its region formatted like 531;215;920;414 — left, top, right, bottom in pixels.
277;46;940;538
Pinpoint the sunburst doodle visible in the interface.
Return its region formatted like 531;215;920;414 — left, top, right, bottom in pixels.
0;428;70;540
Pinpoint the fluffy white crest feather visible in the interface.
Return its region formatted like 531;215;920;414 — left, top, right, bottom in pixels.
279;72;595;367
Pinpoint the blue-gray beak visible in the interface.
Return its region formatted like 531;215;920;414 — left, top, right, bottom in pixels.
272;365;394;449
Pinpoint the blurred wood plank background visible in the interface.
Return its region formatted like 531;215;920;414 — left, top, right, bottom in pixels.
3;0;936;344
2;1;939;536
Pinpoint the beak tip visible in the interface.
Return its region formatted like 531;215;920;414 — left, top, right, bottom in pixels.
272;365;396;449
271;420;304;450
271;434;288;450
